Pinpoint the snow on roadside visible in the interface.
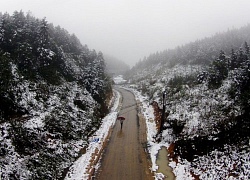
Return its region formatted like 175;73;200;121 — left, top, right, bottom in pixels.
124;74;250;180
65;89;121;180
127;86;200;180
125;87;169;179
169;159;193;180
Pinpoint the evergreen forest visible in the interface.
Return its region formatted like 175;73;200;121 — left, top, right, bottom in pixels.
124;24;250;179
0;11;112;179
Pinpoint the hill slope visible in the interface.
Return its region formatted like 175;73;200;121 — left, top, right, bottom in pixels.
125;25;250;179
0;11;112;179
126;24;250;81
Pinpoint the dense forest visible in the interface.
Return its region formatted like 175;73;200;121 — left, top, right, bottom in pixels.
0;11;112;179
1;9;250;179
126;24;250;80
125;24;250;179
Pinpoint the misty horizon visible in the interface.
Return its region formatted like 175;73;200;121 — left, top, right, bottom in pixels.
1;0;250;66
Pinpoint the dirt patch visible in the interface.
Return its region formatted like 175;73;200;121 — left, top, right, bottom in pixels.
190;171;200;180
168;143;178;164
152;101;161;132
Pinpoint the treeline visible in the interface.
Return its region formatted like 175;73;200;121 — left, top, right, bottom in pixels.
205;42;250;116
0;11;111;119
0;11;112;179
173;44;250;161
127;24;250;77
123;21;250;165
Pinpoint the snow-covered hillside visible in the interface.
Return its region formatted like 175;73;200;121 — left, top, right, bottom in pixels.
0;11;113;179
123;42;250;179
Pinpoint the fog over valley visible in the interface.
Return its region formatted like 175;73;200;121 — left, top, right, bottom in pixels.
1;1;250;179
1;0;250;66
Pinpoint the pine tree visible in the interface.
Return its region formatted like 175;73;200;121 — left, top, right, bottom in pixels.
39;18;49;46
230;49;237;70
0;13;15;53
238;47;245;65
244;41;250;55
208;50;228;88
0;11;113;179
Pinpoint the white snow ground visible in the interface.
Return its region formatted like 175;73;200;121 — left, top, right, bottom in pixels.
126;64;250;180
113;75;127;84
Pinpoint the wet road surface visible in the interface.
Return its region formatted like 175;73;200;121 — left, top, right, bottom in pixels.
95;88;153;180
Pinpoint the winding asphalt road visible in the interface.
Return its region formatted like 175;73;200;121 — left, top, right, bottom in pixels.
95;88;153;180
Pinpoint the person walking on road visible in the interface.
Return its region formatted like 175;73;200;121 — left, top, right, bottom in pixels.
120;119;124;129
117;116;126;129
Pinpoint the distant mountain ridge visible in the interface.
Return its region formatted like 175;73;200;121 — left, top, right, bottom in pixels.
126;24;250;80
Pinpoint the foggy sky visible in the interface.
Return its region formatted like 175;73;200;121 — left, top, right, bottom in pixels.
1;0;250;67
